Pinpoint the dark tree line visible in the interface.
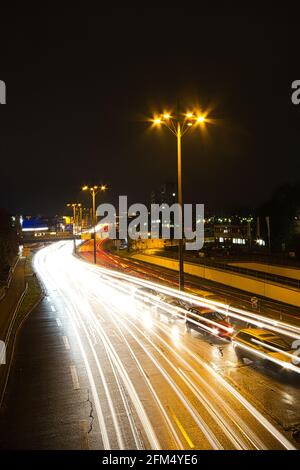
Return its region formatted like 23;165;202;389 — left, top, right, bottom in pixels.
0;208;19;281
257;182;300;256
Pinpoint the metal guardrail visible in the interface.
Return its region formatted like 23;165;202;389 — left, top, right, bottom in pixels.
155;251;300;290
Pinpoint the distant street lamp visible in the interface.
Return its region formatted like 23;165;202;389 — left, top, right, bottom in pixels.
67;203;82;253
66;203;82;235
151;110;207;291
82;185;107;264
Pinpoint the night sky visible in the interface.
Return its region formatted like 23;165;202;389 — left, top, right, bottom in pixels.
0;6;298;216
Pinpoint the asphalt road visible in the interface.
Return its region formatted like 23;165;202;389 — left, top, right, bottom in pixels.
0;241;300;449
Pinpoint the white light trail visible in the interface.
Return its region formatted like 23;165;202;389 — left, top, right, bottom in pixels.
33;241;298;450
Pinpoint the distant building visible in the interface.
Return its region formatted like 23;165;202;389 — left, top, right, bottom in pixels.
151;182;177;206
20;215;69;240
213;224;248;245
21;216;49;234
150;182;177;238
202;215;265;250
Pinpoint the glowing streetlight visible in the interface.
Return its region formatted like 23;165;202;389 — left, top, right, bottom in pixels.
150;109;207;291
67;203;82;253
81;184;107;264
66;203;82;235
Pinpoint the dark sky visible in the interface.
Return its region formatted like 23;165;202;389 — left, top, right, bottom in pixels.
0;6;298;216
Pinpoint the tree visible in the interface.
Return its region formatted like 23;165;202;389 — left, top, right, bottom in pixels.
257;182;300;255
0;208;18;280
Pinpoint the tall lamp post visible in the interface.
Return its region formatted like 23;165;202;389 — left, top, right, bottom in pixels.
151;111;206;291
67;203;82;252
82;185;107;264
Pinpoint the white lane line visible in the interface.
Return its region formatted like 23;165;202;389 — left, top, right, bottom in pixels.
70;365;80;390
66;307;80;329
68;299;126;449
46;296;51;302
56;318;62;327
65;308;110;449
101;304;184;449
81;298;160;450
63;336;71;350
106;305;221;449
51;305;56;312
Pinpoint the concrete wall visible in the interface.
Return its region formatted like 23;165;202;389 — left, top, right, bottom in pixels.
129;239;179;252
229;262;300;281
131;253;300;308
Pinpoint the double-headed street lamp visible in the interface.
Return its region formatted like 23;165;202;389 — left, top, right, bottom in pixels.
67;202;82;253
151;111;206;291
66;203;82;235
82;185;107;264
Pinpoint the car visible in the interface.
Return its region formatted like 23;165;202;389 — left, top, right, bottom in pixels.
232;328;299;371
157;296;187;323
185;306;234;338
132;288;186;322
132;286;161;302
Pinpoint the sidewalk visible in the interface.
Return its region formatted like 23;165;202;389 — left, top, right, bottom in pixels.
0;253;43;407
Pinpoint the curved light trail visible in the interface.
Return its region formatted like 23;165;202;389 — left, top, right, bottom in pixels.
33;241;297;450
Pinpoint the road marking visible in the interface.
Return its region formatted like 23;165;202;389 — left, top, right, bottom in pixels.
46;296;51;302
70;365;80;390
66;307;80;329
51;305;56;312
79;420;89;449
169;406;195;449
62;336;70;350
56;318;62;327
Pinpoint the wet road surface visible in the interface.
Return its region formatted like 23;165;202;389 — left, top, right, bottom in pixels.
0;241;300;449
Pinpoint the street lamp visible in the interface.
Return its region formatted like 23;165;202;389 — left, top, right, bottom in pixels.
67;203;82;253
82;185;107;264
66;203;82;235
151;110;206;291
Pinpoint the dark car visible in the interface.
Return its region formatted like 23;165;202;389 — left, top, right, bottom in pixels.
185;307;234;338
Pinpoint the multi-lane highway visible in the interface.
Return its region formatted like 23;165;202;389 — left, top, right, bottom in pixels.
1;241;300;449
81;240;300;327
